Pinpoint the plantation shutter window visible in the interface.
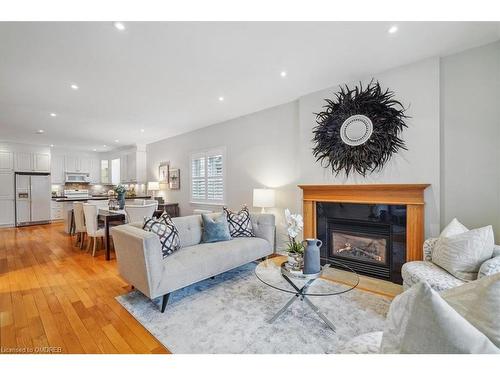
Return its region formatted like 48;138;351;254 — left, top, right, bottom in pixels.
190;147;225;204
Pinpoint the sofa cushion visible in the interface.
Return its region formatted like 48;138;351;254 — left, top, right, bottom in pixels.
401;261;464;292
381;282;500;354
172;215;203;248
143;215;180;258
201;213;231;243
432;225;495;281
158;237;272;294
224;206;255;238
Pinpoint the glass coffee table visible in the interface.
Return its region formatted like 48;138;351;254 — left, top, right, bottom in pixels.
255;256;359;332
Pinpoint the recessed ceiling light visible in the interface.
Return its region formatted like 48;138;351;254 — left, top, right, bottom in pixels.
114;139;119;143
103;145;107;148
388;25;398;34
70;84;79;90
93;149;97;152
218;96;224;102
140;128;145;133
36;129;45;134
113;22;126;31
50;144;54;147
280;71;287;77
50;113;57;117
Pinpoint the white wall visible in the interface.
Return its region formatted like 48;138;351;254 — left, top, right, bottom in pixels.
147;102;299;245
441;41;500;234
147;41;500;244
298;58;441;237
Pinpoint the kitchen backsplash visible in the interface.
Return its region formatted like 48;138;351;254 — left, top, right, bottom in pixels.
51;183;147;196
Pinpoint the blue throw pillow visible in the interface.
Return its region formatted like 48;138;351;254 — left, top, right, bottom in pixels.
201;213;231;243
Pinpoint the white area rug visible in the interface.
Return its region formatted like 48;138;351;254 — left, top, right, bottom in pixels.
116;263;391;353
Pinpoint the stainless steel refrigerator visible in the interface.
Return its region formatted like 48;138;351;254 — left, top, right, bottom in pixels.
15;173;51;226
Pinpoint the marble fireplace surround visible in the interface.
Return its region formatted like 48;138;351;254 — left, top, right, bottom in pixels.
299;184;430;262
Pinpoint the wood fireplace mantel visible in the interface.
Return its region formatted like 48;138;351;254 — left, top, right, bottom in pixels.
299;184;430;262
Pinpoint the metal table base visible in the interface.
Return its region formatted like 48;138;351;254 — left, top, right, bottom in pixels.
268;274;336;332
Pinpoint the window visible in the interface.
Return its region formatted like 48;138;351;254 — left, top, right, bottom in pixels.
191;147;225;204
111;158;120;185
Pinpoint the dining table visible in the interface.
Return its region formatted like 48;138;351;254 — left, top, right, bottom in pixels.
98;208;164;261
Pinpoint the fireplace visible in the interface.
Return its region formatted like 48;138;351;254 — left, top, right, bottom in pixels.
317;202;406;283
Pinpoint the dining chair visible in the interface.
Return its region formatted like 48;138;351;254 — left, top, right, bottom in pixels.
82;203;105;257
124;203;157;224
73;202;87;249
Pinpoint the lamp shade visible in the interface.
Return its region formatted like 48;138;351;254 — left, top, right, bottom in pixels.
253;188;275;208
147;181;160;191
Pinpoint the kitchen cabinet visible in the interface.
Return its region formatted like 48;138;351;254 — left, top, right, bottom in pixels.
34;153;50;172
0;199;15;226
15;152;50;172
89;158;101;184
119;150;146;183
79;157;92;173
65;155;80;172
15;152;33;171
0;172;15;226
120;155;128;183
51;154;65;184
50;201;63;220
0;151;14;171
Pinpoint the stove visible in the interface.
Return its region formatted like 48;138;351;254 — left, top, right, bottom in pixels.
63;189;91;199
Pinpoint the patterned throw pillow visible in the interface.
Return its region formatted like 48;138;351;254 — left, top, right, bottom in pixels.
223;206;255;238
143;213;181;258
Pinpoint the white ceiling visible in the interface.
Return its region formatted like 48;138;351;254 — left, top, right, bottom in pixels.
0;21;499;151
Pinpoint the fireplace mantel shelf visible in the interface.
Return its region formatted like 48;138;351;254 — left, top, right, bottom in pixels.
299;184;431;263
299;184;430;206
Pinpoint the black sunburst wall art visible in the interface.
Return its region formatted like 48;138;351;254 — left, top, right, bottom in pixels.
312;80;408;177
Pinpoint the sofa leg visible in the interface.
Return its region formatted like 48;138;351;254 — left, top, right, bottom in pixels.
210;276;215;280
161;293;170;313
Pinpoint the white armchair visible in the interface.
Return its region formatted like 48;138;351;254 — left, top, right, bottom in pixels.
401;238;500;292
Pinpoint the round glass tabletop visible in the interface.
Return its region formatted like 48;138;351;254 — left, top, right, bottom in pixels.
255;256;360;296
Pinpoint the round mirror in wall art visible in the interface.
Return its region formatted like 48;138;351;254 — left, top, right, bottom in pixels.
340;114;373;146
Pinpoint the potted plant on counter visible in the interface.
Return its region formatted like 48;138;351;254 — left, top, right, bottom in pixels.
114;185;127;209
284;209;304;270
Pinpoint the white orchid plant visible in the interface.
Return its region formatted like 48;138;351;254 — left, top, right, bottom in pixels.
284;209;304;254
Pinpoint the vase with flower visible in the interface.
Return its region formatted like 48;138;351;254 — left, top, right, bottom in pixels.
284;208;304;270
114;185;127;209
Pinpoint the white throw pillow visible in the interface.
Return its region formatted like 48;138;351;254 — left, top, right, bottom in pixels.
442;273;500;347
440;218;468;238
380;282;500;354
432;225;494;280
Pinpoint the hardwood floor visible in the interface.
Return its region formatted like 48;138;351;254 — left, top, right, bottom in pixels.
0;222;402;354
0;222;169;354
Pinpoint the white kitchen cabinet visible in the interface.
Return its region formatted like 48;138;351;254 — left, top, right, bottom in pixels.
15;152;33;171
0;171;15;226
79;157;92;173
50;154;65;184
0;151;14;171
0;172;14;199
89;158;101;184
65;155;80;172
50;201;63;220
34;153;50;172
0;199;15;226
120;155;128;183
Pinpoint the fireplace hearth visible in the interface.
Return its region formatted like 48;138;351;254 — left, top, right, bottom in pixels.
317;202;406;283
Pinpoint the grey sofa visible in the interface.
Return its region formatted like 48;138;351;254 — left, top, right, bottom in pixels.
401;238;500;292
111;213;275;312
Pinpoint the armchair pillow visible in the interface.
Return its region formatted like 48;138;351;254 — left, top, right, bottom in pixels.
381;281;500;354
432;225;495;281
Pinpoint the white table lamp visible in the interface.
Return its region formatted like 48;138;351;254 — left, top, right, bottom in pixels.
253;188;275;213
148;181;160;198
